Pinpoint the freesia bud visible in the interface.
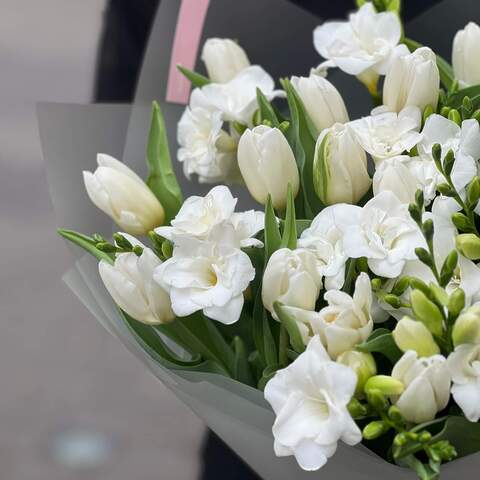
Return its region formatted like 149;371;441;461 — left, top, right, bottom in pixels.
452;22;480;86
290;74;349;133
456;233;480;260
410;289;444;337
393;317;440;357
313;123;371;205
383;47;440;112
83;154;165;235
201;38;250;83
364;375;405;396
452;305;480;346
262;248;322;320
237;126;300;209
99;239;174;325
337;351;377;396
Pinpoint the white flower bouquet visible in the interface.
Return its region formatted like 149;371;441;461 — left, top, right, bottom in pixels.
53;1;480;478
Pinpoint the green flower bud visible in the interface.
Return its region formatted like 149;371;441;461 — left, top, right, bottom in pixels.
393;317;440;357
388;405;403;424
448;288;466;317
436;182;455;196
365;375;405;396
363;421;389;440
392;276;411;296
452;305;480;346
440;106;451;118
384;294;402;309
442;149;455;176
347;398;368;418
337;350;377;396
366;388;388;412
467;177;480;207
423;104;434;124
371;278;383;291
472;109;480;123
448;109;462;126
410;289;444;337
451;212;474;232
456;233;480;260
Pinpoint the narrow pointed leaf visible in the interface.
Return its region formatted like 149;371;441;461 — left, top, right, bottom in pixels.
176;65;210;87
273;302;306;354
256;88;280;127
280;184;297;249
58;229;113;264
264;195;281;260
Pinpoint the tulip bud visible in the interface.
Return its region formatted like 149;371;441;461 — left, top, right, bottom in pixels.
201;38;250;83
393;317;440;357
410;289;444;337
313;123;371;205
453;22;480;86
99;243;175;325
337;351;377;396
456;233;480;260
83;154;165;235
452;305;480;346
237;126;300;210
383;47;440;112
365;375;405;396
262;248;322;320
290;74;349;133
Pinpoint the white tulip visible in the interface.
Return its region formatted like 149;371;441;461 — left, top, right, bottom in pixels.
453;22;480;86
262;248;322;320
336;191;424;278
264;335;361;471
417;115;480;194
177;105;239;184
350;106;422;164
155;185;264;248
288;273;373;360
313;3;408;89
298;204;348;290
201;38;250;83
237;126;300;209
192;65;282;125
393;317;440;357
290;74;348;132
448;343;480;422
314;123;371;205
83;154;165;235
154;229;255;324
383;47;440;113
392;351;451;423
99;237;174;325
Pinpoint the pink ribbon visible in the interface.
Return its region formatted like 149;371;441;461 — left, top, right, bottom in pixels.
166;0;210;104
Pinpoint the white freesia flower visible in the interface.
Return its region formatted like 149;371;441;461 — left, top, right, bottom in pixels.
262;248;322;320
314;123;371;205
350;106;422;163
392;351;451;423
192;65;282;125
452;22;480;87
448;343;480;422
155;186;264;248
201;38;250;83
336;191;424;278
417;114;480;194
373;154;440;205
264;335;361;471
313;3;407;89
177;106;239;184
83;154;165;235
298;205;349;290
288;273;373;360
237;125;300;209
154;230;255;324
383;47;440;113
290;74;349;132
99;236;174;325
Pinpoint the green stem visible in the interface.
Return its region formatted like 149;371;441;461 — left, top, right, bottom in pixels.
343;258;357;295
278;325;288;367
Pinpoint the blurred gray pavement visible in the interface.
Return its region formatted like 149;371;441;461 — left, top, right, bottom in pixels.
0;1;204;479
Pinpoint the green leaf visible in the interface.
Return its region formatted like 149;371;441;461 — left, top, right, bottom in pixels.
432;416;480;457
403;37;454;90
264;195;281;260
281;78;322;219
58;229;113;264
280;184;297;249
397;455;439;480
386;0;401;13
356;332;403;364
295;219;312;236
232;336;255;386
273;302;306;354
253;289;277;369
256;88;280;127
447;85;480;109
146;101;183;224
176;65;210;87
